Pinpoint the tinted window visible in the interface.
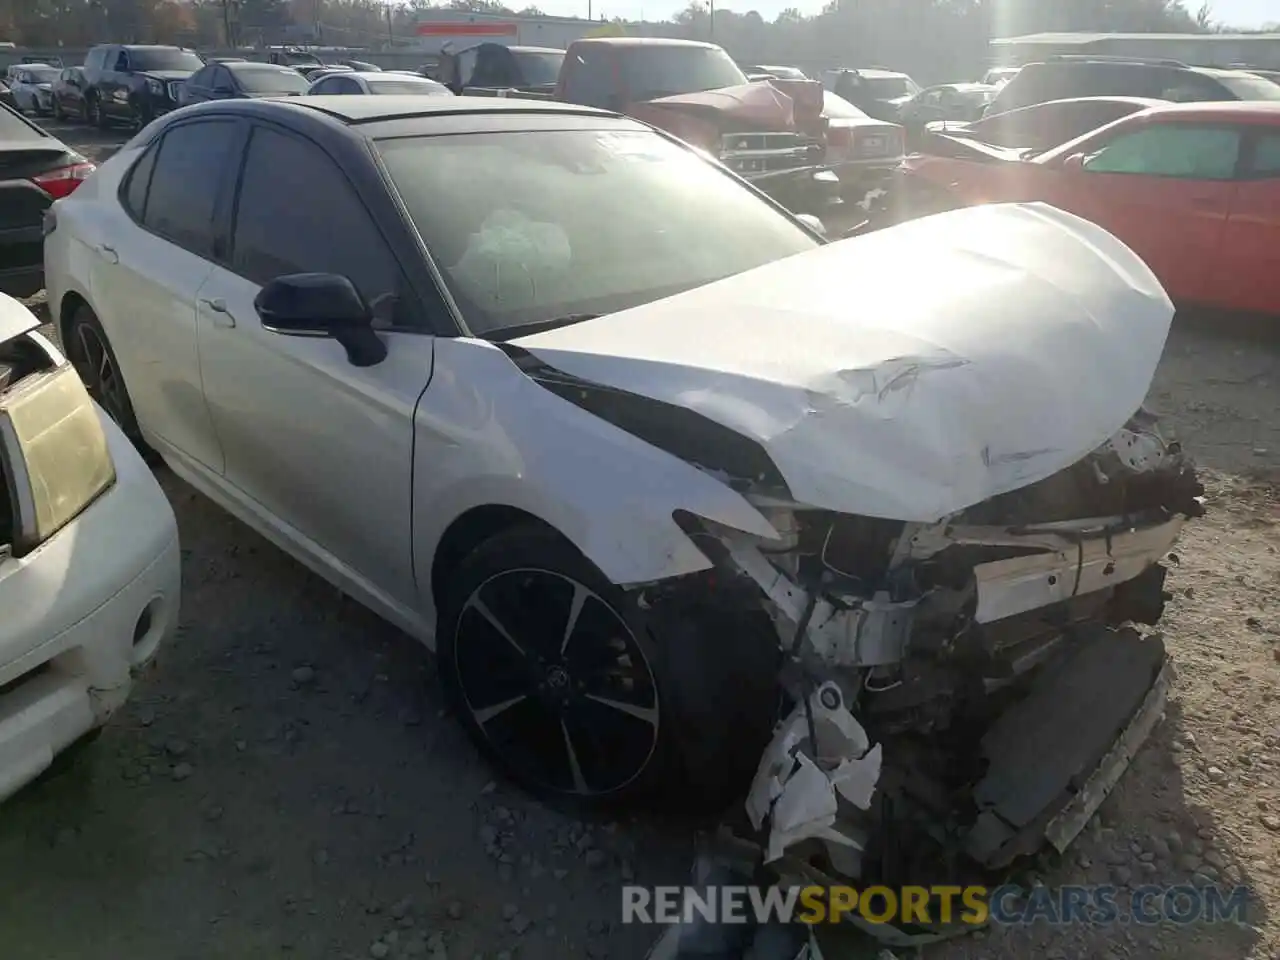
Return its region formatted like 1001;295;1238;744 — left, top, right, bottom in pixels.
376;128;817;337
114;51;129;72
229;64;309;94
144;120;239;256
561;47;614;108
231;127;410;325
1084;124;1240;180
129;48;204;72
1248;133;1280;175
122;143;159;220
619;45;747;99
188;65;214;87
511;50;564;86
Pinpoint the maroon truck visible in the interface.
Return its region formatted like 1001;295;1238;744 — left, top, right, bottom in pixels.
439;37;841;215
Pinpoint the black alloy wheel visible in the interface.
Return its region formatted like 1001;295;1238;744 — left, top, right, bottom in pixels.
440;527;667;805
456;568;660;798
65;306;149;453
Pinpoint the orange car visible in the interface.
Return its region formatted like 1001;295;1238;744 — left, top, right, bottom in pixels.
900;101;1280;317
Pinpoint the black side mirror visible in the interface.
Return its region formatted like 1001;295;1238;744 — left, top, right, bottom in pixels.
254;273;387;367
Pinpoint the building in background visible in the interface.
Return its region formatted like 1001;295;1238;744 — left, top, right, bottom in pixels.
413;10;605;53
990;32;1280;69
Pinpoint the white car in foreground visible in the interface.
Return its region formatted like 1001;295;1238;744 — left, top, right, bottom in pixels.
0;295;179;803
44;96;1201;901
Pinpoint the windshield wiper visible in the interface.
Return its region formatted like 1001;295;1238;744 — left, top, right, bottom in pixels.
485;314;602;342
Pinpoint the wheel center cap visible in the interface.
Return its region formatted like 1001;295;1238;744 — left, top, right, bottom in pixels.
545;665;570;691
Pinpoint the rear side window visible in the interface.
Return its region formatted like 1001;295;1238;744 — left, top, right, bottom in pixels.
1083;124;1241;180
122;143;159;220
142;120;239;257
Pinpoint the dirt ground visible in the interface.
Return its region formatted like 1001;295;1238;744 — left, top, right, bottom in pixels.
2;120;1278;960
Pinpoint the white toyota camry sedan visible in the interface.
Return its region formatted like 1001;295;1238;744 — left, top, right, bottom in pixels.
45;95;1202;884
0;294;179;803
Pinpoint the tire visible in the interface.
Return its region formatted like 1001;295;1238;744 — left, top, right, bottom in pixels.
52;99;64;121
134;98;154;128
437;525;780;813
64;304;153;457
88;94;109;130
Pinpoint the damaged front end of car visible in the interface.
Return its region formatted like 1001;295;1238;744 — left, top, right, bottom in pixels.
507;202;1202;955
644;411;1202;955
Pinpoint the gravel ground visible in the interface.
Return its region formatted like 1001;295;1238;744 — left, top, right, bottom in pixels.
3;120;1278;960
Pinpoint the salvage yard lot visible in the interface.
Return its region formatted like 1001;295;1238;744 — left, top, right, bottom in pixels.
2;120;1279;960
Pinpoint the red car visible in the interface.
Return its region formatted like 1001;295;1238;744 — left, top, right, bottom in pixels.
902;101;1280;317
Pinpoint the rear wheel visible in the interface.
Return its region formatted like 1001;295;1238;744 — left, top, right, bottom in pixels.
64;305;151;456
52;98;65;121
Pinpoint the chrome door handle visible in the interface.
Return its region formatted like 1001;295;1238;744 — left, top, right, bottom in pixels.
200;297;235;328
97;244;118;264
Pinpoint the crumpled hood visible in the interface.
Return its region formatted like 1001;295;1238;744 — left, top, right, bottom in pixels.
643;82;797;128
512;202;1174;522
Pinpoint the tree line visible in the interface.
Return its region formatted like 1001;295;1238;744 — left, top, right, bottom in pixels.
0;0;1259;85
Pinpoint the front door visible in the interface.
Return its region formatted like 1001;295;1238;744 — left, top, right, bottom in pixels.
1212;128;1280;317
195;122;433;617
1050;121;1239;305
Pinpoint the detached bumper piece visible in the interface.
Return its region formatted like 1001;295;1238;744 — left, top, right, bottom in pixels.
966;626;1168;867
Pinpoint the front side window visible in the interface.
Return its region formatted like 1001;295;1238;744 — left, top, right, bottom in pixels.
376;127;818;337
187;65;213;88
231;126;411;325
1248;132;1280;176
1083;124;1241;180
620;46;747;100
143;120;239;257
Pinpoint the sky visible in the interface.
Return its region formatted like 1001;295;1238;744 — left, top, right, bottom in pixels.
524;0;1277;27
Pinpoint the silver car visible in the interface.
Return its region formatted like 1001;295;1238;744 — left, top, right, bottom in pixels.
8;64;60;116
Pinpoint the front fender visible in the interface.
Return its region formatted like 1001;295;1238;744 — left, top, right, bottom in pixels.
412;338;782;621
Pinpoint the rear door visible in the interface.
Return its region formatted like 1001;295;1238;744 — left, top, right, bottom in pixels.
1212;128;1280;316
1049;120;1240;305
90;117;243;471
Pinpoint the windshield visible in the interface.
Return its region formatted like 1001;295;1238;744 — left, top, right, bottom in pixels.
24;66;59;82
512;50;564;86
368;77;451;95
621;46;748;99
233;65;309;94
758;65;806;80
822;91;869;119
864;76;916;98
377;128;816;336
1216;73;1280;100
131;48;204;72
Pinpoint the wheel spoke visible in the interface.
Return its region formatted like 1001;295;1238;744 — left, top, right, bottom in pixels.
463;595;525;656
473;693;529;726
560;581;589;655
583;693;658;727
561;719;590;794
